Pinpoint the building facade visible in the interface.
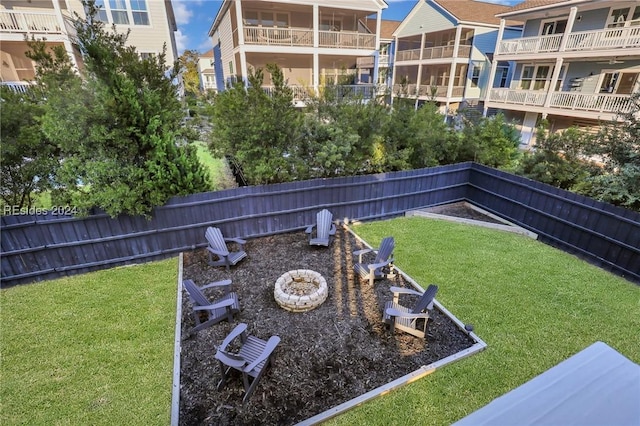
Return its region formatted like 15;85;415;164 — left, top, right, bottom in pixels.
485;0;640;146
208;0;388;103
355;19;401;88
391;0;522;114
1;0;178;90
198;49;217;92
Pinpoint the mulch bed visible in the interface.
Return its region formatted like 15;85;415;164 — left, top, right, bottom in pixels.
179;225;476;425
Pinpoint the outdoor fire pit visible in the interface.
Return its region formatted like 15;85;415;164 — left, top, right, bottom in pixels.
274;269;328;312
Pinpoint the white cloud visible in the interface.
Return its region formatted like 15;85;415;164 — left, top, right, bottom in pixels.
175;29;188;53
173;1;193;26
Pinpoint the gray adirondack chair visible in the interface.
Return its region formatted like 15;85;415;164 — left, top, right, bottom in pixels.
215;323;281;404
205;226;247;271
305;209;337;246
183;279;240;332
353;236;395;286
383;284;439;338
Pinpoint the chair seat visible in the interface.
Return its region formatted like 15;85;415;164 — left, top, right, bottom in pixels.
227;251;247;266
238;335;270;378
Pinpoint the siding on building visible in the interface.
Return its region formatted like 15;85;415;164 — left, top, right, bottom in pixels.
219;12;235;82
395;1;456;37
125;0;178;63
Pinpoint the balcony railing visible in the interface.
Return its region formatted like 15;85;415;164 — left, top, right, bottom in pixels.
392;84;465;98
396;45;472;62
262;84;376;102
356;54;389;68
498;26;640;55
318;31;375;49
263;85;311;101
488;88;634;114
565;26;640;51
0;10;62;34
244;27;313;46
1;81;33;93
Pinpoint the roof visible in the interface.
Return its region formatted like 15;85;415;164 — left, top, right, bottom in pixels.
361;18;402;39
432;0;520;26
453;342;640;426
200;49;214;58
499;0;572;15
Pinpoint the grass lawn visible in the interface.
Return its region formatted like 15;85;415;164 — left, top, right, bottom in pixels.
193;140;228;190
326;217;640;425
1;259;178;425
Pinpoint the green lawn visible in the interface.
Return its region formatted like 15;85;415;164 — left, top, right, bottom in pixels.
1;259;178;425
1;218;638;425
193;140;231;190
326;217;640;425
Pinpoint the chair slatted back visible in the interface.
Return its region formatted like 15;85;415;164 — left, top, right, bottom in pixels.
412;284;439;314
316;209;333;240
375;237;395;263
205;227;229;256
183;279;210;307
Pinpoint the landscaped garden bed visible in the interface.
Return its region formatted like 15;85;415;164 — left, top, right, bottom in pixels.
179;228;476;425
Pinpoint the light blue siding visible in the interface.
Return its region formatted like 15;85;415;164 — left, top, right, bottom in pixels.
396;0;456;37
572;8;609;32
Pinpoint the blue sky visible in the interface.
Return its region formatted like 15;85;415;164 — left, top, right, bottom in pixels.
172;0;520;55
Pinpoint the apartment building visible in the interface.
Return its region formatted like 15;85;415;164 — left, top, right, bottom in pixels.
391;0;522;113
198;49;217;92
485;0;640;146
208;0;388;103
0;0;178;89
355;19;401;87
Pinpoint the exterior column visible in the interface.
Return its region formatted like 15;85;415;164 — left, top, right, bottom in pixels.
446;25;463;100
543;7;576;108
313;4;319;94
484;18;505;116
234;0;248;85
390;36;398;106
415;63;423;109
559;7;578;52
372;10;382;85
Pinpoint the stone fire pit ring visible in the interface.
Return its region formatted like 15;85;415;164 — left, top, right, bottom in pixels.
274;269;328;312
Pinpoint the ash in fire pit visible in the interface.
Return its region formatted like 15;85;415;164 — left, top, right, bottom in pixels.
274;269;327;312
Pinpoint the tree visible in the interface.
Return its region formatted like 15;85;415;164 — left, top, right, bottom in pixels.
208;64;302;184
457;111;521;168
31;0;210;217
179;49;201;97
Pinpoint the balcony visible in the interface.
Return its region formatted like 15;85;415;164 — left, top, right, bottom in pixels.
488;88;634;115
243;27;376;50
497;26;640;56
396;45;471;62
1;81;33;93
356;54;389;68
0;10;62;34
392;84;465;98
262;84;377;103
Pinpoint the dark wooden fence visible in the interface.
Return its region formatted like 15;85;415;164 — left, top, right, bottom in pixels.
1;162;639;287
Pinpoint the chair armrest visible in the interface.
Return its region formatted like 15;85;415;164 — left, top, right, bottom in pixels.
207;247;229;257
218;323;248;351
367;258;393;271
193;298;235;312
200;279;233;290
353;248;374;263
244;336;281;372
215;350;246;369
225;237;246;246
329;224;337;235
305;225;315;234
389;286;422;297
385;308;430;320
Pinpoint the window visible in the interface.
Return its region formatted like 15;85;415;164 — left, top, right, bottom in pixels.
130;0;149;25
471;66;481;87
109;0;130;25
520;65;554;90
244;11;289;27
600;72;619;93
139;52;155;60
607;7;640;28
540;19;567;35
320;18;342;31
520;66;534;90
90;0;150;26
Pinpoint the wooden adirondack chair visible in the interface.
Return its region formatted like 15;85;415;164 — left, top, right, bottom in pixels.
205;226;247;271
383;284;439;338
353;236;395;286
183;279;240;332
215;323;281;404
305;209;337;246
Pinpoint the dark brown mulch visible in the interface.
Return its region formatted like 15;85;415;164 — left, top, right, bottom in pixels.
179;227;475;425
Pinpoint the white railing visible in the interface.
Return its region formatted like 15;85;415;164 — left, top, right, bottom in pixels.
418;85;465;97
262;84;376;101
549;92;634;114
498;34;563;55
1;81;33;93
396;48;421;62
565;26;640;51
318;31;376;49
244;27;313;47
0;10;61;34
263;85;311;101
356;54;390;68
488;89;547;106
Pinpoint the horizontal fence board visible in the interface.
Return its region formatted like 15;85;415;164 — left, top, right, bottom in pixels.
2;162;638;286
